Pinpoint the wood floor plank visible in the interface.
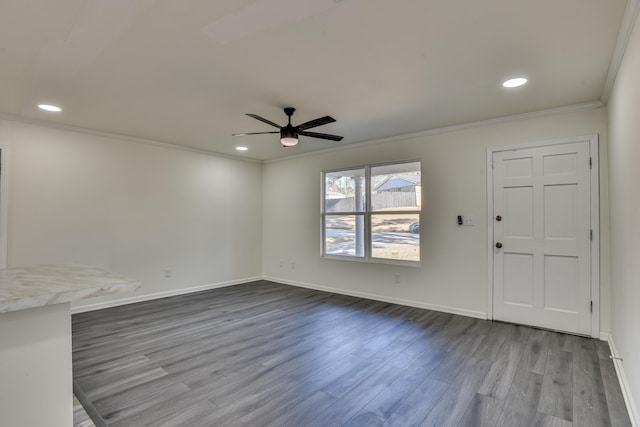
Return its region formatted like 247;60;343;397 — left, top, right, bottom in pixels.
595;339;613;360
386;339;441;370
83;367;168;401
471;328;508;362
573;337;612;427
478;340;525;399
304;364;403;427
428;334;485;384
456;393;504;427
263;390;336;427
344;410;386;427
203;377;300;427
549;331;577;353
147;399;219;427
70;280;631;427
236;380;320;425
420;357;492;426
496;369;544;426
98;382;191;424
320;358;382;398
538;349;574;421
381;378;449;427
364;354;444;419
599;357;633;427
520;329;551;375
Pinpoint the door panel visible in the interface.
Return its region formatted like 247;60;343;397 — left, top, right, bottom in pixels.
504;157;533;178
543;152;577;175
492;141;591;335
504;186;533;238
544;184;578;239
544;255;578;312
503;253;534;306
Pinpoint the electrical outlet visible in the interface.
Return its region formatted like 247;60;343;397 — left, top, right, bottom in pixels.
394;273;401;284
164;268;171;278
463;215;475;226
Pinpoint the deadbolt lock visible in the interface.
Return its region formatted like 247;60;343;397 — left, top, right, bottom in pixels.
496;215;502;221
496;242;503;249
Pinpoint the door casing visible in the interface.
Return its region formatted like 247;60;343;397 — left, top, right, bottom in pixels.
486;135;600;338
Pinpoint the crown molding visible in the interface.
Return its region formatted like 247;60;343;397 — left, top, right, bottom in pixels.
0;112;262;164
601;0;640;104
0;99;606;166
265;101;604;164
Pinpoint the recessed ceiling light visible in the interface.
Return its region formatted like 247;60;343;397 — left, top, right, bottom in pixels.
38;104;62;112
502;77;528;88
235;146;248;151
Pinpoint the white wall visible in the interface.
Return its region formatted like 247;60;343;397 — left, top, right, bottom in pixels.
0;119;263;309
607;8;640;423
0;106;612;330
263;107;611;329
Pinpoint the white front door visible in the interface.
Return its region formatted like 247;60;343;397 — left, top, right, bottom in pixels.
492;140;592;335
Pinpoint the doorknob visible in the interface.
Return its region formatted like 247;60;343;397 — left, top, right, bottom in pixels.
495;242;503;249
496;215;502;221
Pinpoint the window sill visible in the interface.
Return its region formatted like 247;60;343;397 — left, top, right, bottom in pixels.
321;254;421;267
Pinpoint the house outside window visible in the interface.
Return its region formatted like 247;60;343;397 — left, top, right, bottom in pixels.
322;160;421;265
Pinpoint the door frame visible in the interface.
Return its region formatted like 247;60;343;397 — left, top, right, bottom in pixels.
486;134;600;338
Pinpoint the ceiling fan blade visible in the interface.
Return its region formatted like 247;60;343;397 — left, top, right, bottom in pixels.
232;131;279;136
297;116;336;130
246;113;281;128
298;131;344;141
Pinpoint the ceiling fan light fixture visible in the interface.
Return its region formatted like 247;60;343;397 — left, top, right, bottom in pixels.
281;137;298;147
280;128;298;147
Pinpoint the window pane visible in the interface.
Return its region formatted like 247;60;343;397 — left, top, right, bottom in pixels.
371;161;421;212
324;168;366;213
371;214;420;261
324;215;365;257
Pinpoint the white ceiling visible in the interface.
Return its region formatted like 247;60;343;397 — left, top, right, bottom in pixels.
0;0;629;161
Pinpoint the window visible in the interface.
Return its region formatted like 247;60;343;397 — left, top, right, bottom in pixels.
322;160;421;264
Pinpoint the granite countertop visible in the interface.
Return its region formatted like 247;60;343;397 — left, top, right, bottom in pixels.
0;264;141;313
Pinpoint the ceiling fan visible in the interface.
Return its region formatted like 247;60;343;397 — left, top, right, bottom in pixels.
233;107;343;147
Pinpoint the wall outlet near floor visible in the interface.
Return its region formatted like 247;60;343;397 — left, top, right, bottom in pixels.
164;268;171;278
394;273;401;284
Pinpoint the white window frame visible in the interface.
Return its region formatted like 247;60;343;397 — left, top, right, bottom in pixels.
321;159;421;266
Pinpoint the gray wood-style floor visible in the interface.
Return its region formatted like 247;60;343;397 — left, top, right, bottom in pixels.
72;280;631;427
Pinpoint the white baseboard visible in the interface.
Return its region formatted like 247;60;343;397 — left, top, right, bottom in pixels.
600;331;610;341
71;276;263;314
608;334;639;427
71;275;488;321
264;276;487;320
